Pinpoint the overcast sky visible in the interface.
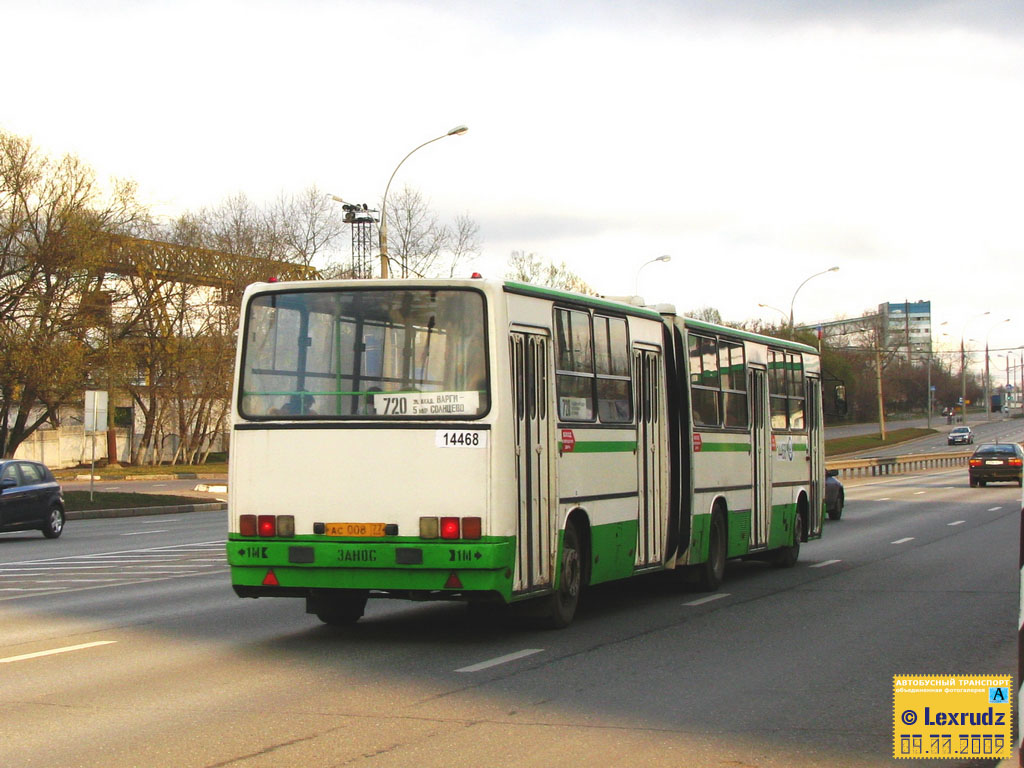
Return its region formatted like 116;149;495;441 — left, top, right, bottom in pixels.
4;0;1023;362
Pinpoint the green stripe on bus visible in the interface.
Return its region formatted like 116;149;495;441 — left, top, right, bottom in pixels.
698;442;751;453
570;441;637;453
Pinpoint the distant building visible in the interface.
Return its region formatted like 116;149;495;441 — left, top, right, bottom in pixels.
796;299;933;359
880;300;932;356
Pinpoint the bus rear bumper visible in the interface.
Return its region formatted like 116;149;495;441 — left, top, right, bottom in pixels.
227;536;517;601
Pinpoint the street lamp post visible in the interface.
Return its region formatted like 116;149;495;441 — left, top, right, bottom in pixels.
789;266;839;332
925;337;933;429
379;125;468;279
634;255;671;297
958;312;989;425
984;318;1010;421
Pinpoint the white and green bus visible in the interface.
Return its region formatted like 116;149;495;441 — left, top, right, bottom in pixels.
228;277;826;627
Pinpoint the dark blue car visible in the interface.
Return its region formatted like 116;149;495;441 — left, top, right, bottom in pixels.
0;459;65;538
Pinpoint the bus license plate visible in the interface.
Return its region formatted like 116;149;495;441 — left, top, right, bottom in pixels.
325;523;386;537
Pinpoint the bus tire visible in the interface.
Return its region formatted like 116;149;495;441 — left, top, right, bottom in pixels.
310;591;368;626
695;511;726;592
774;509;803;568
542;519;582;629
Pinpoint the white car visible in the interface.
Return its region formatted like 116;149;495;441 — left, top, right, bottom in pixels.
947;426;974;446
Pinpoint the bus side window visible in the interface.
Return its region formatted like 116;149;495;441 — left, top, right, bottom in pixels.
594;315;632;423
555;308;595;421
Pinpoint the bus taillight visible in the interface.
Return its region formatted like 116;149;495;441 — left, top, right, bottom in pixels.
239;515;257;536
420;516;481;539
462;517;482;539
440;517;460;539
258;515;276;537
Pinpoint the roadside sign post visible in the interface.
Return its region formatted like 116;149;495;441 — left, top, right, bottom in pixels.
84;391;108;501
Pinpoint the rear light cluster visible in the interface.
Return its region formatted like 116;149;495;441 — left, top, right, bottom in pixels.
969;459;982;467
419;516;482;540
1010;458;1023;467
239;514;295;537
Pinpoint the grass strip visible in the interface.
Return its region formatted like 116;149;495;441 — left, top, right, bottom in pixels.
825;428;937;457
64;491;216;512
54;463;228;480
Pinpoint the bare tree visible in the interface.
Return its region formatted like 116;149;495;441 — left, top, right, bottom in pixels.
384;186;481;278
687;306;724;325
268;185;347;270
0;129;149;457
505;250;594;294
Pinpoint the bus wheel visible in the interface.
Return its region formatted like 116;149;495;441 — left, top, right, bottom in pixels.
543;519;582;629
774;511;803;569
696;511;726;591
309;591;368;626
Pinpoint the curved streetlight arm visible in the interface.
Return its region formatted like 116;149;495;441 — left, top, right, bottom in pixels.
634;255;671;296
379;125;468;279
789;266;839;330
758;303;788;323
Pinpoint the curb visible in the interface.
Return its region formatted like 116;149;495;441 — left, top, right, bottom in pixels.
68;473;227;482
67;502;227;521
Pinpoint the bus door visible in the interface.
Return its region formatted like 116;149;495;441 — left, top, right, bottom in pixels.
806;376;824;536
510;330;553;591
634;347;665;567
749;366;772;549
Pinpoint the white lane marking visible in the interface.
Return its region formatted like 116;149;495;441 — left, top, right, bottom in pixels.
810;559;842;568
0;640;117;664
119;531;169;536
948;521;967;526
456;648;544;673
878;498;891;501
0;539;227;566
988;507;1003;512
892;537;915;544
684;593;731;607
914;491;926;495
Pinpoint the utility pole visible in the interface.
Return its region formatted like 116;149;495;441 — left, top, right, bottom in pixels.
875;334;886;440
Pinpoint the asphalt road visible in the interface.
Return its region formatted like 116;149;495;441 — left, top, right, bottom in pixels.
843;413;1024;460
0;472;1018;767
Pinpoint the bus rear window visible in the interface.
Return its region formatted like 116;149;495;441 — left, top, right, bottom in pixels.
239;288;488;419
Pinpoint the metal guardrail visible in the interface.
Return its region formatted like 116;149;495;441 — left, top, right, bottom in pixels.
827;451;971;479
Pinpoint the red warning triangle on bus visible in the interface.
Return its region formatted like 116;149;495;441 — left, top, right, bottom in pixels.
444;572;463;589
262;569;279;586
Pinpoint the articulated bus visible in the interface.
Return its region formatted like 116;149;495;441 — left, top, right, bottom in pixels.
227;277;825;627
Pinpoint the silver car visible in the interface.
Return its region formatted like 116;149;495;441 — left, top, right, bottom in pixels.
947;426;974;446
